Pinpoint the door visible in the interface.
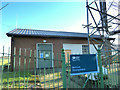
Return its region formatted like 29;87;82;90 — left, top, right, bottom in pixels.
65;49;71;64
37;44;53;68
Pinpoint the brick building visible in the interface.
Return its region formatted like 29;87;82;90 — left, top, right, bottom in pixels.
6;29;111;70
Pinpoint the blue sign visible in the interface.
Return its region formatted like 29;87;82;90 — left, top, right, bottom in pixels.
70;54;99;76
40;53;44;58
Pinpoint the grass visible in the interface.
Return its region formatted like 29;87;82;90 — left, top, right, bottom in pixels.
0;57;10;66
1;71;62;88
0;56;63;88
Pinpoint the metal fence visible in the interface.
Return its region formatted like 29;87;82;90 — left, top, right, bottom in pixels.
0;47;120;89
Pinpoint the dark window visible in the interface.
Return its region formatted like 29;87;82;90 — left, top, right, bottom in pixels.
82;45;88;54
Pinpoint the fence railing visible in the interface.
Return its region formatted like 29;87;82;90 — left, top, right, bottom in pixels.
0;47;120;89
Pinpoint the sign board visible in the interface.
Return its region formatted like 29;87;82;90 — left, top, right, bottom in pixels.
70;54;99;76
40;53;44;58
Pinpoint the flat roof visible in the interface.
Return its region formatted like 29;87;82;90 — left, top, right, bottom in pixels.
6;29;114;40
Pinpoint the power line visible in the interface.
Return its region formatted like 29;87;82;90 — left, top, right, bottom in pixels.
0;3;9;11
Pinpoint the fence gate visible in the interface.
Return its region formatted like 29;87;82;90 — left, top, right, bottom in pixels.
0;47;120;89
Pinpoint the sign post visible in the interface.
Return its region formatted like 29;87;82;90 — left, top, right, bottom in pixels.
70;54;99;75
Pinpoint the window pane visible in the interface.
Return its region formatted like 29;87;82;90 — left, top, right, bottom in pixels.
82;45;88;54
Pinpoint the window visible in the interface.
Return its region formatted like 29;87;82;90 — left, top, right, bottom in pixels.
82;45;88;54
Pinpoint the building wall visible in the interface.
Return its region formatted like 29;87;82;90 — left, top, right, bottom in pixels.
11;36;100;70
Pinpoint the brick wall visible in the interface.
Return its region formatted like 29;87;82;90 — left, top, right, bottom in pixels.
11;36;100;70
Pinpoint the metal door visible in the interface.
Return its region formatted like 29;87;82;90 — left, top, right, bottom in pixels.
37;44;52;68
65;49;71;64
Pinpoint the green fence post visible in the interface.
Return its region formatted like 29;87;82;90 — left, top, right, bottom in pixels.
53;53;55;88
97;48;104;88
26;49;32;88
61;49;66;88
24;49;26;88
19;48;21;88
117;50;119;87
67;53;70;88
49;63;50;88
1;46;4;89
118;50;120;86
34;50;36;89
43;51;46;88
115;51;118;87
38;50;42;88
57;53;59;88
7;47;10;88
13;47;16;88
